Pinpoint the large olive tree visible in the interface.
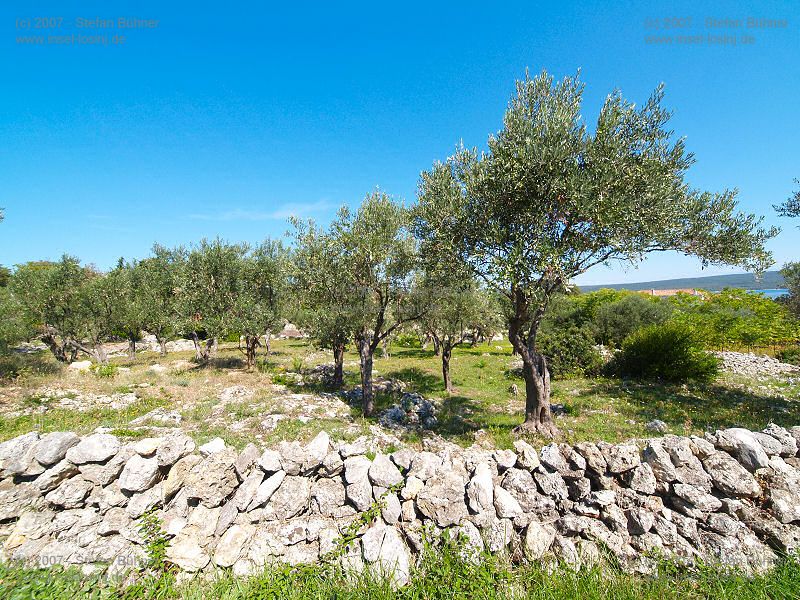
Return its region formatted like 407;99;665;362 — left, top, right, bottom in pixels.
415;71;776;436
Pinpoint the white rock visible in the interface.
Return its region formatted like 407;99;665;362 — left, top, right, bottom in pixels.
199;438;226;456
68;360;92;372
247;470;286;511
65;434;121;465
119;455;160;492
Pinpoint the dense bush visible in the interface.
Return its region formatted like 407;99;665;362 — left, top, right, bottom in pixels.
614;322;719;383
537;326;604;379
777;346;800;366
668;289;799;350
594;294;673;347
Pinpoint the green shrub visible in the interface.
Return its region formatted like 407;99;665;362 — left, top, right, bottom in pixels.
537;326;603;379
614;322;719;383
91;363;117;378
594;294;673;347
777;346;800;366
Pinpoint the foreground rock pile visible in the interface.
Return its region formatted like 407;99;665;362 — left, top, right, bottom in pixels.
713;351;800;378
2;424;800;585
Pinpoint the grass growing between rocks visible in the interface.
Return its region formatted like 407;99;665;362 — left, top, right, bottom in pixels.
3;549;800;600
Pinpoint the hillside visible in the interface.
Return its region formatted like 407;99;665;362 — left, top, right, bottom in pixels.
579;270;786;293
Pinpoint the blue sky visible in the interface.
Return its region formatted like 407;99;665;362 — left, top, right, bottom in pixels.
1;0;798;285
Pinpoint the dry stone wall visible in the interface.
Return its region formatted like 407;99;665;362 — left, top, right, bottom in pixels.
2;424;800;585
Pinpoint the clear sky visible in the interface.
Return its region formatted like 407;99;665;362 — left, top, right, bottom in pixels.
2;0;798;285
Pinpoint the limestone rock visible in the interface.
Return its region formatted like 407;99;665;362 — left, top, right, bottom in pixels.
167;528;211;571
118;455;160;493
642;440;676;482
303;431;330;473
35;432;80;467
258;449;282;473
133;437;161;457
164;454;202;500
248;470;286;511
513;440;540;470
523;522;556;559
214;524;252;567
361;524;411;588
467;463;494;514
185;449;239;507
45;477;93;509
493;486;522;519
156;432;195;468
493;449;517;471
235;443;261;478
312;478;346;516
369;454;403;488
602;443;640;473
277;441;305;475
715;428;770;471
701;451;762;498
268;476;310;520
199;437;226;456
408;452;442;481
65;434;120;465
35;459;79;493
416;473;469;527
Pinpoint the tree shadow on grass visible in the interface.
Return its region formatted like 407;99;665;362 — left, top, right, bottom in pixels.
0;352;64;381
383;367;443;396
388;347;437;360
577;378;800;434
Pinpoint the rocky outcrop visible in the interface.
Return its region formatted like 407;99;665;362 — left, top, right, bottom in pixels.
3;424;800;583
713;351;800;378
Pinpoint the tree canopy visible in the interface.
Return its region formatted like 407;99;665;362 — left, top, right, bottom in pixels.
415;70;776;434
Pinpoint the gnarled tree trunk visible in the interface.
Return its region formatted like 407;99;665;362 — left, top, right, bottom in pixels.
157;336;168;356
244;335;260;368
509;309;558;437
127;336;136;361
357;334;375;416
190;332;215;363
332;342;345;389
441;342;453;393
41;332;70;363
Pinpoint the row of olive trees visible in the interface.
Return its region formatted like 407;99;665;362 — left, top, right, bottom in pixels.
1;215;500;405
3;240;288;369
1;71;778;435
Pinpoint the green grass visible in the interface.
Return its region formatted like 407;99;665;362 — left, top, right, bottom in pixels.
2;338;798;450
0;395;169;440
2;547;800;600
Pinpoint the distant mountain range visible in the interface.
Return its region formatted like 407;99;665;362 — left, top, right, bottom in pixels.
579;270;786;293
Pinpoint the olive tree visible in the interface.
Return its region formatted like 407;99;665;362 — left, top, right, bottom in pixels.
415;71;776;436
233;240;288;368
11;257;90;363
331;191;420;415
0;286;29;352
136;245;184;356
290;219;356;388
414;274;501;392
178;239;247;363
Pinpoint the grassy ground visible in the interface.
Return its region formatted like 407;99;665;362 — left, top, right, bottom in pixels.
1;338;799;450
2;545;800;600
